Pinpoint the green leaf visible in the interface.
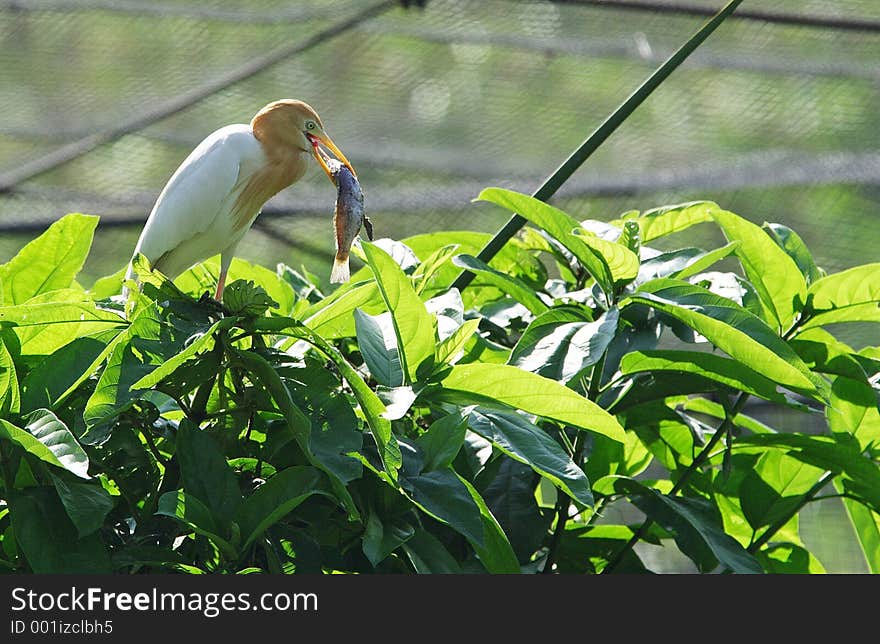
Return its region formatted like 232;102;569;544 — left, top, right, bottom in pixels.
302;281;383;340
222;279;279;316
827;375;880;451
24;409;90;478
736;433;880;514
129;320;229;391
404;467;484;549
0;213;99;305
467;408;593;506
433;362;626;443
403;230;547;304
0;295;127;358
758;543;826;574
669;242;741;281
451;254;550;316
354;309;404;387
620;350;795;405
477;188;614;297
710;209;807;331
83;301;208;436
619;401;695;470
0;338;20;416
49;471;115;538
740;450;824;532
804;263;880;327
1;419;84;477
155;491;237;560
435;318;481;365
763;223;822;285
416;410;469;472
176;420;242;524
556;524;648;573
361;241;436;383
613;201;718;242
9;487;111;573
176;256;295;316
362;513;415;568
457;473;520;573
627;279;824;397
88;265;127;300
610;477;763;574
839;482;880;574
570;229;640;286
402;528;462;574
235;466;332;549
481;459;550;562
509;308;618;383
264;320;401;482
21;328;121;410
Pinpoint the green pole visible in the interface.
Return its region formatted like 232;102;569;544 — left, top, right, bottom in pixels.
451;0;745;293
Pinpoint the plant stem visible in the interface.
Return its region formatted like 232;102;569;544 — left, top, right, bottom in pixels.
543;356;606;573
451;0;745;293
602;391;750;573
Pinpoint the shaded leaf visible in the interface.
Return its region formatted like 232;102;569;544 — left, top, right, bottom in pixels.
467;408;593;506
452;254;550;316
9;487;111;573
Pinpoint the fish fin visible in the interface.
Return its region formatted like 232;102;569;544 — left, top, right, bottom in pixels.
330;256;351;284
363;217;374;241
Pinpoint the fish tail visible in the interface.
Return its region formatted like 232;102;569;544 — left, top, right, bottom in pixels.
330;256;351;284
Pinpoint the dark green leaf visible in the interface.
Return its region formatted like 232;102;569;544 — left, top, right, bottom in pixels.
9;487;111;573
235;466;332;549
477;188;614;297
155;491;237;559
0;338;20;416
21;328;120;410
176;420;242;524
404;467;484;549
416;410;469;472
468;408;593;506
402;528;462;574
481;459;550;562
48;471;115;538
611;477;762;574
362;513;415;568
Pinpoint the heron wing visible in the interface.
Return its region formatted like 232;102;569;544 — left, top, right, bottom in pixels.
131;125;258;277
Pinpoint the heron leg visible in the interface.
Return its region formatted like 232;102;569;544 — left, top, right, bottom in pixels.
214;271;227;300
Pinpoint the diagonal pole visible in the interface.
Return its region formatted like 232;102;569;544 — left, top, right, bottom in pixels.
451;0;744;293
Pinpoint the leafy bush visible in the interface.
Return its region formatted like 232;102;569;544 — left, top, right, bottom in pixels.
1;189;878;574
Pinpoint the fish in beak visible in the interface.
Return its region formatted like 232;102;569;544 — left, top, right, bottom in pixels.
307;132;356;183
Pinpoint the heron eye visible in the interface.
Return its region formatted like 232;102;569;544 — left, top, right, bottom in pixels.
306;121;316;130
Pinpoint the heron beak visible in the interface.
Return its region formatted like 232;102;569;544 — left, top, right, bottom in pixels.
307;132;356;183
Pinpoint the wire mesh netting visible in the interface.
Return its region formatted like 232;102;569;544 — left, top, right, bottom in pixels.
1;0;878;571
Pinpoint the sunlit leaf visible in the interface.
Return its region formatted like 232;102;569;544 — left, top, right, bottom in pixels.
0;213;98;306
433;362;625;443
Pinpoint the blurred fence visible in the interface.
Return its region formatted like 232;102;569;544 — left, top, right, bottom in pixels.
1;0;878;572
